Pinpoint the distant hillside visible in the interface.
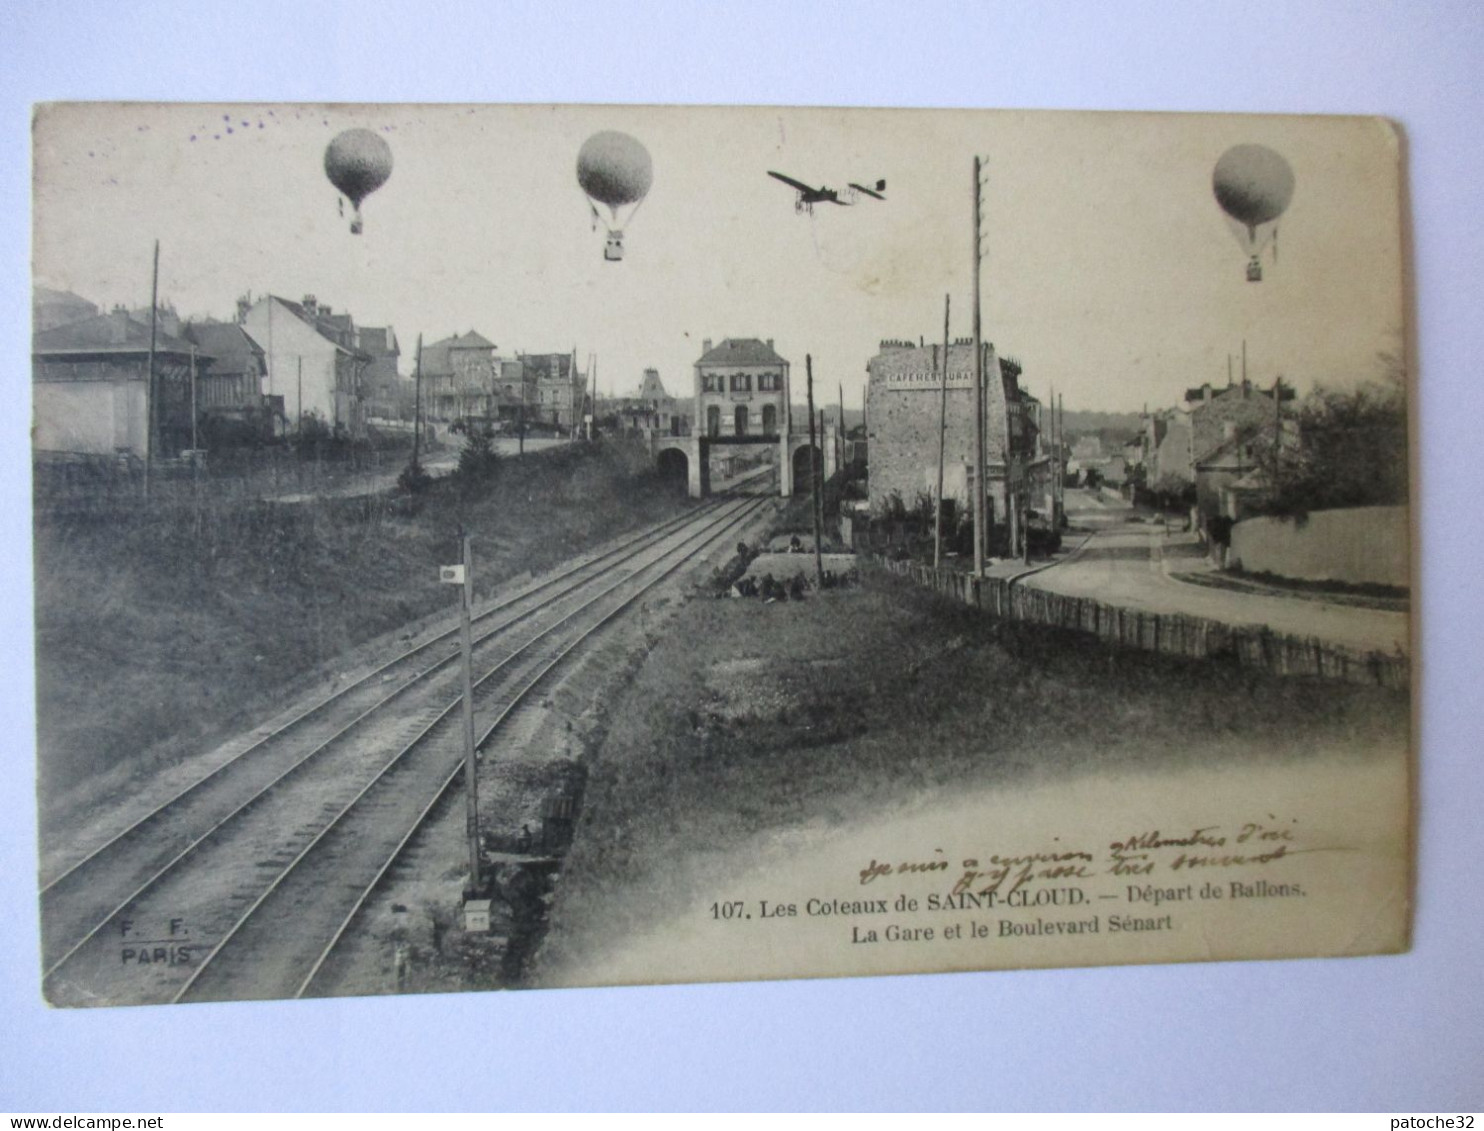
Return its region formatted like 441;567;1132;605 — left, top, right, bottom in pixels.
1060;409;1143;435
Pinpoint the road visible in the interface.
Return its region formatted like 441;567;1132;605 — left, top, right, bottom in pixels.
1022;490;1409;655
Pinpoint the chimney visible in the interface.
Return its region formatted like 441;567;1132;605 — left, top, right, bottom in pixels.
302;294;317;318
701;338;712;356
766;338;774;351
236;296;251;324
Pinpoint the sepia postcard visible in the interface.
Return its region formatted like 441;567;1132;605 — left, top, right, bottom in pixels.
31;103;1412;1007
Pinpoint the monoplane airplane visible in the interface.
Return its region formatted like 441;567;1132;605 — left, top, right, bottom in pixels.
767;171;886;214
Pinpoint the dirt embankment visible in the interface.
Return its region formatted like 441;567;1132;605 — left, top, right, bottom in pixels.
533;567;1407;987
32;442;692;800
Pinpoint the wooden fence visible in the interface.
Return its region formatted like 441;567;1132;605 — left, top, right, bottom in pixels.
876;557;1409;690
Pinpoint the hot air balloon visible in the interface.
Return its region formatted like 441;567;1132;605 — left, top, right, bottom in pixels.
324;128;393;235
1213;144;1294;282
576;131;653;261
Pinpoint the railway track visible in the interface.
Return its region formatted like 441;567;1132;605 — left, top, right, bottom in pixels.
41;478;774;1006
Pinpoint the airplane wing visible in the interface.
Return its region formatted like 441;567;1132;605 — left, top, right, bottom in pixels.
849;182;886;201
768;171;818;194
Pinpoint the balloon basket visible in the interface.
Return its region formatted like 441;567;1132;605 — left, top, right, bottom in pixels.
1246;256;1262;282
604;231;625;261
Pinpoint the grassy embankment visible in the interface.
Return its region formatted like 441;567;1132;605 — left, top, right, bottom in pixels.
537;567;1409;980
32;442;692;799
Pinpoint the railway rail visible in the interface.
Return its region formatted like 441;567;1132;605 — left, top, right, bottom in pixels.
41;473;774;1006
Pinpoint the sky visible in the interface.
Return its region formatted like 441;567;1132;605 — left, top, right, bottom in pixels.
33;103;1404;414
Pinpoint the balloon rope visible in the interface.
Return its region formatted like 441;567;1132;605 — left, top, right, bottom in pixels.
623;192;649;230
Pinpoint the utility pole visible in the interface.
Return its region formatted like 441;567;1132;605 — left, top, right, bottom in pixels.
972;157;987;576
297;356;304;439
189;345;198;451
1047;382;1054;526
934;294;950;569
144;239;159;501
589;353;598;440
1057;393;1065;516
806;354;824;588
412;333;423;468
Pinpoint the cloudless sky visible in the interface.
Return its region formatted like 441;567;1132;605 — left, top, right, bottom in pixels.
34;103;1402;414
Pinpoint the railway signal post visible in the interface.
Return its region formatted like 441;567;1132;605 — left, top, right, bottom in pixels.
443;535;483;909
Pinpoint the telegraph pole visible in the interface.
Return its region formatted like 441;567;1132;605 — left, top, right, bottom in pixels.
144;240;159;501
806;354;824;587
972;158;987;575
189;345;198;451
934;293;950;569
412;333;423;468
1057;392;1065;516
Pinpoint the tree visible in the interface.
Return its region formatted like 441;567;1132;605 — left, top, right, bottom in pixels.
1258;366;1407;517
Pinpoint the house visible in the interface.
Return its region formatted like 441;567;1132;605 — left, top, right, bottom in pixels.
182;321;278;440
1185;378;1295;523
1143;409;1194;491
1195;419;1297;523
33;286;99;333
609;368;691;436
1186;379;1293;464
420;331;500;422
238;294;371;437
357;325;403;420
521;351;588;430
33;309;205;458
694;338;790;439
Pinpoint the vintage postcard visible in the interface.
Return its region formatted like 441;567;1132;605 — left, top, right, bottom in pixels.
31;103;1411;1006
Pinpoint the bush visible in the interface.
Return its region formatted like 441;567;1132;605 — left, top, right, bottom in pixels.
397;458;434;494
452;418;500;481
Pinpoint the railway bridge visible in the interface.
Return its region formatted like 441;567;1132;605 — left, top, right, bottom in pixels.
652;427;837;498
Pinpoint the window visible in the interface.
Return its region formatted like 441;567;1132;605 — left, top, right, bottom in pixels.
735;406;749;435
707;406;721;436
702;373;721;393
758;372;780;392
730;373;752;393
762;404;777;434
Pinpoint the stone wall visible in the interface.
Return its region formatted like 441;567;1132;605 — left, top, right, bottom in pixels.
1229;506;1409;588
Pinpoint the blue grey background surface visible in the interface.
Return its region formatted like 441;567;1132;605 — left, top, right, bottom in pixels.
2;1;1481;1112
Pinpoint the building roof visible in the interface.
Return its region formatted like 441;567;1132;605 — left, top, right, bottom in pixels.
523;352;581;383
183;322;262;375
34;310;201;357
638;368;668;399
697;338;787;366
449;330;495;350
265;295;367;358
421;331;497;376
1184;380;1295;406
357;326;400;356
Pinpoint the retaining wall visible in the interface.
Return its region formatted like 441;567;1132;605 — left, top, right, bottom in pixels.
1229;506;1409;588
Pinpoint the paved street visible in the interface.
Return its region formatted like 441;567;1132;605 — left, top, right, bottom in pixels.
1023;490;1410;655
